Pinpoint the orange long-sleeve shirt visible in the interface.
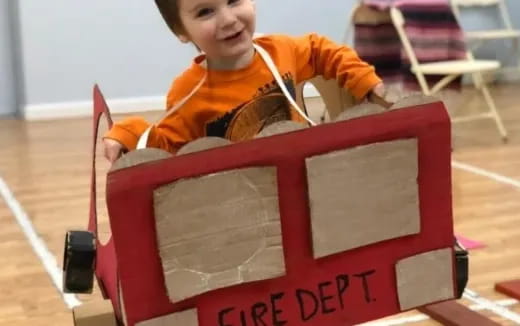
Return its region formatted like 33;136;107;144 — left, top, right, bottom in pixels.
105;33;382;153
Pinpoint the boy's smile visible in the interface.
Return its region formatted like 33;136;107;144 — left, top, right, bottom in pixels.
178;0;256;70
219;29;244;42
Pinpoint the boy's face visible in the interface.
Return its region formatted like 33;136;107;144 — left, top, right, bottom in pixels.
177;0;256;63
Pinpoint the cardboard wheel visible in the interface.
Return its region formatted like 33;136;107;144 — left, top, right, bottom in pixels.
110;148;172;172
334;103;386;121
254;120;308;138
177;137;232;155
390;94;440;110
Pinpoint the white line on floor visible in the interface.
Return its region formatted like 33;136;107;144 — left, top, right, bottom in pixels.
0;159;515;316
451;159;520;323
0;176;82;309
469;298;519;310
452;160;520;189
463;288;520;324
357;314;429;326
358;296;518;326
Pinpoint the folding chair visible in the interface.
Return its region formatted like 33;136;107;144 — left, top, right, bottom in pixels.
451;0;520;74
390;6;508;141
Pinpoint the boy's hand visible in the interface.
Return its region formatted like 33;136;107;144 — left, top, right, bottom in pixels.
367;83;393;109
103;138;125;163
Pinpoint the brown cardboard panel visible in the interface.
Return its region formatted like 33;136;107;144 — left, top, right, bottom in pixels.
333;103;386;121
110;148;172;172
307;76;357;120
177;137;232;155
390;94;440;110
136;309;198;326
306;139;420;258
73;300;117;326
255;120;308;138
154;167;286;303
396;248;455;311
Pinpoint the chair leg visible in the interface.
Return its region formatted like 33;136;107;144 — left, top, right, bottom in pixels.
471;72;484;90
415;73;432;96
514;37;520;74
480;83;508;142
467;52;484;90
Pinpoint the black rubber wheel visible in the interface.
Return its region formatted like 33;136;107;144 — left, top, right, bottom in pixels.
63;230;96;294
455;240;469;299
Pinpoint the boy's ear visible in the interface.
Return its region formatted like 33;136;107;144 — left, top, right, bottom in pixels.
177;34;190;43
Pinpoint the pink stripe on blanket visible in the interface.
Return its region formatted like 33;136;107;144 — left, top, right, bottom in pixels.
401;48;468;61
405;20;463;28
406;25;464;37
355;26;399;38
363;0;449;10
354;44;403;56
409;50;467;61
406;35;466;47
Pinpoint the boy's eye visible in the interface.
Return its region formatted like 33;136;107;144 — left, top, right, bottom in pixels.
228;0;241;5
196;7;214;18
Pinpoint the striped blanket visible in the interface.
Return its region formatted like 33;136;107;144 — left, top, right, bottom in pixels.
353;0;467;91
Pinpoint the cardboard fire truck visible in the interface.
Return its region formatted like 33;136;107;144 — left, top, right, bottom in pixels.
63;84;468;326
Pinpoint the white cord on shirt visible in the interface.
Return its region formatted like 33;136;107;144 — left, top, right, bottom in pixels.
136;74;207;149
136;42;316;149
253;44;317;126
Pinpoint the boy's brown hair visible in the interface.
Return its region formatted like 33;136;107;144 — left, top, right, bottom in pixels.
155;0;185;36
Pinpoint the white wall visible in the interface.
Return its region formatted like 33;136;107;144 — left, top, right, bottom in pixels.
17;0;196;118
456;1;520;67
8;0;520;119
16;0;354;119
0;0;16;117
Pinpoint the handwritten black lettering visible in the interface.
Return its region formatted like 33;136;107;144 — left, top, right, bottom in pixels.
216;270;377;325
336;274;349;309
219;307;235;326
296;289;319;321
270;292;287;326
318;281;336;314
240;310;247;326
354;270;376;303
251;302;268;326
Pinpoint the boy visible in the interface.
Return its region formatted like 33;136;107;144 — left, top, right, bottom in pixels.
103;0;389;162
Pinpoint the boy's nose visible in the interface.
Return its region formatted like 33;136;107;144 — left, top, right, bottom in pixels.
218;7;238;28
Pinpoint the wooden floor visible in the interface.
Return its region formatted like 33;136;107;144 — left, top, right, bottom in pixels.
0;83;519;325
